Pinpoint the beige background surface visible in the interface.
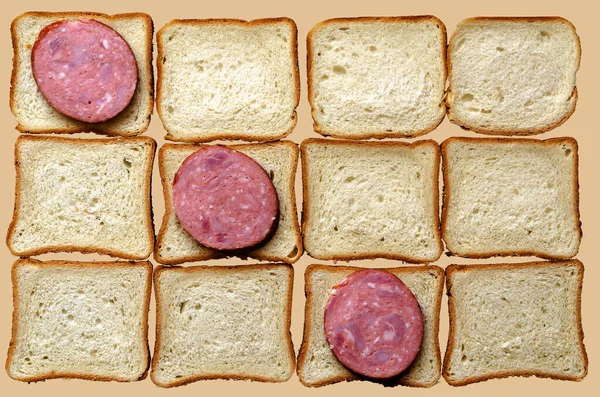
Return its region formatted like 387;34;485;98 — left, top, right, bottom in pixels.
1;0;598;395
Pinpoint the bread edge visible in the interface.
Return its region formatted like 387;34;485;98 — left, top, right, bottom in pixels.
442;259;588;386
153;140;303;265
156;17;300;143
297;264;445;387
150;263;295;387
440;136;581;259
6;135;157;260
446;16;581;136
300;138;443;263
307;15;447;139
5;258;153;382
10;11;154;137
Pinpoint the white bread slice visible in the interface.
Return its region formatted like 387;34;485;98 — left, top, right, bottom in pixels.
156;18;299;142
447;17;580;135
7;135;156;260
441;137;581;259
301;139;442;262
307;16;446;139
10;12;154;136
444;260;587;386
155;141;302;264
297;264;444;387
151;264;295;387
6;259;152;382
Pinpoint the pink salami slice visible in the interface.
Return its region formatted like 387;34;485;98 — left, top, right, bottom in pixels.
324;269;424;379
173;146;279;251
31;19;138;123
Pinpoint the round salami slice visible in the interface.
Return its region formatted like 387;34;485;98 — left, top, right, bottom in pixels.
31;19;138;123
324;269;424;379
173;146;279;251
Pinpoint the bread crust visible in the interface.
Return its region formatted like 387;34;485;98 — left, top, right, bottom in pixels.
443;260;588;386
156;18;300;142
307;16;447;139
440;136;581;259
154;140;302;264
300;138;443;263
6;135;156;260
446;17;581;136
151;263;295;387
297;264;445;387
10;12;154;136
6;258;153;382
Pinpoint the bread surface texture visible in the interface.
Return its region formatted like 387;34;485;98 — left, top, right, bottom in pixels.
442;137;580;259
308;16;446;139
447;17;580;135
157;18;299;142
6;259;152;382
301;139;442;262
151;264;295;387
7;136;156;259
155;141;302;264
297;264;444;387
10;12;154;136
443;260;587;385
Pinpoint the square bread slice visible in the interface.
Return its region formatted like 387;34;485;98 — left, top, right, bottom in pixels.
441;137;581;259
447;17;580;135
307;16;447;139
6;259;152;382
7;135;156;260
151;264;295;387
444;260;587;386
301;139;442;262
297;264;445;387
155;141;302;264
156;18;299;142
10;12;154;136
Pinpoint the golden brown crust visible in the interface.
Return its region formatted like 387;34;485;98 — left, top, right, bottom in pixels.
151;263;295;387
10;12;154;136
156;18;299;143
297;264;445;387
6;135;156;260
443;260;587;386
6;258;152;382
440;136;581;259
446;17;581;136
307;16;447;139
154;140;302;265
300;138;443;263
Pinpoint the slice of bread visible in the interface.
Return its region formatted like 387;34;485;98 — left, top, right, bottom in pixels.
297;264;444;387
444;260;587;386
7;135;156;260
155;141;302;264
301;139;442;262
6;259;152;382
307;16;446;139
442;137;581;259
447;17;580;135
10;12;154;136
151;264;295;387
156;18;299;142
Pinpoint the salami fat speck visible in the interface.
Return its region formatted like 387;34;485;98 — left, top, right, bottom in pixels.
173;146;279;251
324;269;424;378
31;19;138;123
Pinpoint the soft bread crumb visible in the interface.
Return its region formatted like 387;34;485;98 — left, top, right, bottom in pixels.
444;261;587;385
308;16;446;138
151;264;294;387
447;17;580;135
